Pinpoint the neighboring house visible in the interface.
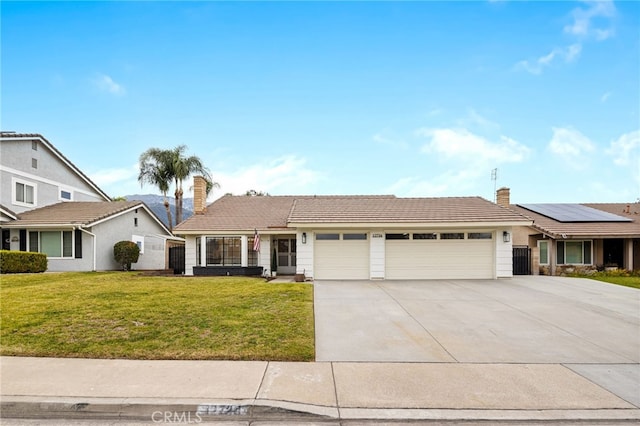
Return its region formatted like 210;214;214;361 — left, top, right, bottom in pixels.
1;132;178;271
497;188;640;275
173;177;532;280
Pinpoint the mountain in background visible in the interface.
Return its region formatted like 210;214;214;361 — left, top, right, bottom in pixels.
125;194;194;229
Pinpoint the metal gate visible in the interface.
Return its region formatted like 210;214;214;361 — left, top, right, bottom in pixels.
513;247;531;275
169;246;185;275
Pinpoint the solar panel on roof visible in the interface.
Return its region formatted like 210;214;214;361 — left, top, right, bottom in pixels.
518;203;632;223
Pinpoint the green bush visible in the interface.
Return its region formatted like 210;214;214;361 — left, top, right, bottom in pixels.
0;250;47;273
113;241;140;271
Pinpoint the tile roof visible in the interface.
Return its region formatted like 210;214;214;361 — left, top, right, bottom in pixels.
289;196;528;224
511;203;640;238
4;201;145;228
173;194;530;233
0;132;111;201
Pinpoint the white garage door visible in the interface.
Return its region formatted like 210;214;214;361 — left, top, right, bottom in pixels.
385;232;494;279
315;233;369;280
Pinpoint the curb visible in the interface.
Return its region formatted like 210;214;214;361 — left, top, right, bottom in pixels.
2;397;640;423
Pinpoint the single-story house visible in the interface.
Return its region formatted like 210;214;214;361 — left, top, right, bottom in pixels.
3;200;181;271
173;177;532;280
497;188;640;274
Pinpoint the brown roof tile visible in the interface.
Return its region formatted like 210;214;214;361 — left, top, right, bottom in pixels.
511;203;640;238
174;194;530;233
5;201;144;227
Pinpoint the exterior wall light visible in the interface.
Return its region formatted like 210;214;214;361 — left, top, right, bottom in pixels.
503;231;510;243
302;232;307;244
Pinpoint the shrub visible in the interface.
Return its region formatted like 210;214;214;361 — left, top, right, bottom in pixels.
0;250;47;273
113;241;140;271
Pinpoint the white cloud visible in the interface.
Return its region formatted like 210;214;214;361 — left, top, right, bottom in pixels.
607;129;640;166
373;132;408;150
418;127;530;164
211;155;322;199
601;91;612;102
385;169;482;198
515;43;582;75
92;73;126;96
564;0;616;40
547;126;596;169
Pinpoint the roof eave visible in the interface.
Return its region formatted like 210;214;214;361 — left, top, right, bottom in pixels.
287;220;533;228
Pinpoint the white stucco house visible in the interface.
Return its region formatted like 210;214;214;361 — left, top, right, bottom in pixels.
173;177;532;280
1;132;178;271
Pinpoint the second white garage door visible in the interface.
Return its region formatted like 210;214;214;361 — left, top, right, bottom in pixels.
385;232;494;279
315;233;370;280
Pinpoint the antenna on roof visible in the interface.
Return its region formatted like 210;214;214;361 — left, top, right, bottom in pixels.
491;168;498;202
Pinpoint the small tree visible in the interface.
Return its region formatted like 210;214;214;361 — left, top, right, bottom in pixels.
271;247;278;276
113;241;140;271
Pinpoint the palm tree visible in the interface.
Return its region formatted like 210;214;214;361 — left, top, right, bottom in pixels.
138;148;174;230
170;145;216;225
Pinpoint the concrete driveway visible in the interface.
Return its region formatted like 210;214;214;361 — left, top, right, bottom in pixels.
314;276;640;363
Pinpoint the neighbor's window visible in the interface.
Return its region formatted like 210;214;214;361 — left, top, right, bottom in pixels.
206;237;241;266
15;180;35;205
32;140;38;150
132;235;144;254
343;233;367;240
60;189;72;201
538;241;549;265
386;233;410;240
32;158;38;169
29;231;73;258
413;233;437;240
468;232;492;240
316;233;340;240
556;240;591;265
440;233;465;240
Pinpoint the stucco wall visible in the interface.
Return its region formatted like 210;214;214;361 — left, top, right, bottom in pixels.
369;231;385;279
92;208;167;271
0;139;106;214
296;230;313;278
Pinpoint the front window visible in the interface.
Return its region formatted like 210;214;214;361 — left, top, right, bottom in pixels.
556;240;592;265
195;237;201;266
247;236;258;266
206;237;241;266
29;231;73;258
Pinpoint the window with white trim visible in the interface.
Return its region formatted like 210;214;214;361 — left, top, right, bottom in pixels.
132;235;145;254
13;179;36;206
556;240;591;265
59;188;72;201
538;240;549;265
29;231;73;258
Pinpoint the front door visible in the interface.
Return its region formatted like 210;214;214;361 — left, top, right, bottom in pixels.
277;238;296;274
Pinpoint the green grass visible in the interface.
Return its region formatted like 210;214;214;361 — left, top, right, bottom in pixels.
0;272;314;361
587;275;640;289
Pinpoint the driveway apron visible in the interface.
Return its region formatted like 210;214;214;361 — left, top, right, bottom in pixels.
314;277;640;363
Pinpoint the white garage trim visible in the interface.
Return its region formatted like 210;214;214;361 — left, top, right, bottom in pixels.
314;232;370;280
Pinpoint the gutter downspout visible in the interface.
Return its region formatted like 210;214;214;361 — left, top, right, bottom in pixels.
78;227;97;272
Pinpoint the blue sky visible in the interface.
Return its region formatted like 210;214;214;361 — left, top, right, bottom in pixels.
2;0;639;204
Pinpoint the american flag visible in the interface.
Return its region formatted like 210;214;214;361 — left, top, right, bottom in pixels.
253;229;260;252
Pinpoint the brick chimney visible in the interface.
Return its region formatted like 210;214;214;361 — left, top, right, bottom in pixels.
496;187;510;208
193;175;208;214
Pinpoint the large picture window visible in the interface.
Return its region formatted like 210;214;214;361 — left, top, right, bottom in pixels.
206;237;241;266
556;240;591;265
29;231;73;258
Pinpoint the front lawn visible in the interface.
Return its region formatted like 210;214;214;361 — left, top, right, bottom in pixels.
587;275;640;289
0;272;314;361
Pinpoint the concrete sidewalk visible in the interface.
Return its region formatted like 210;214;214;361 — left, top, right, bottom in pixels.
2;357;639;423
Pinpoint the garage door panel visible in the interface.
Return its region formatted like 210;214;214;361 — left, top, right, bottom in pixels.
315;240;369;280
386;239;493;279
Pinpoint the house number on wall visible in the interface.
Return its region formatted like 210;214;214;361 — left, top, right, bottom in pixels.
371;233;383;238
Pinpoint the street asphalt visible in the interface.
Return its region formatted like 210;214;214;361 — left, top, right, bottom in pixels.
1;276;639;423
